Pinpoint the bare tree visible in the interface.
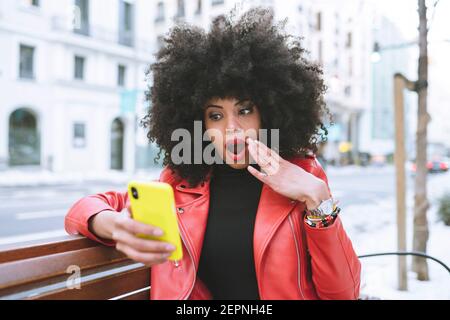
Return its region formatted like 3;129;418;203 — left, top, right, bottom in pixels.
412;0;431;281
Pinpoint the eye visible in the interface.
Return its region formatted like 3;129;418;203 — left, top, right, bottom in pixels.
208;112;223;121
239;106;254;115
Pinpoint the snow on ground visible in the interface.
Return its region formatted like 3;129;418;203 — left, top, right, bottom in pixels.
339;170;450;300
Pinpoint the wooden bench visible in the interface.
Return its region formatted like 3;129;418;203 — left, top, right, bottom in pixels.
0;235;150;300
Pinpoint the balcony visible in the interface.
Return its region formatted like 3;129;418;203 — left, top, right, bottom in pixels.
51;16;150;52
73;21;90;37
118;30;134;47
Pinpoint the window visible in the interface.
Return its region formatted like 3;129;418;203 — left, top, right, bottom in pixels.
318;40;323;64
74;56;85;80
26;0;39;7
8;108;40;166
176;0;185;17
155;2;165;22
344;85;352;97
118;64;126;87
346;32;352;48
316;12;322;31
195;0;202;15
19;45;35;79
119;0;134;46
212;0;224;5
348;56;353;77
74;0;90;36
73;123;86;148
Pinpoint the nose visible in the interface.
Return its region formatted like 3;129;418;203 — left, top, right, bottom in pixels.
225;116;243;134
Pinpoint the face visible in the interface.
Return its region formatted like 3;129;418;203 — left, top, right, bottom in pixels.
204;97;262;169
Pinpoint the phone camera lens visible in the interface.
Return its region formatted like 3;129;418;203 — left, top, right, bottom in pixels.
131;187;139;199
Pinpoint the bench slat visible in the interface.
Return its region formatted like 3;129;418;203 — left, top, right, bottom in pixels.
0;245;128;289
0;235;151;300
30;267;150;300
0;236;98;263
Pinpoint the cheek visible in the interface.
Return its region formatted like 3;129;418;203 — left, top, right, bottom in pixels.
204;123;225;149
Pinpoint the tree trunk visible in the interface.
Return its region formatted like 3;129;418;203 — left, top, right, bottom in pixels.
412;0;430;281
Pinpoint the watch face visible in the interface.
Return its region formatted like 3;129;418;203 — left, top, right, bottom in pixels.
319;198;334;215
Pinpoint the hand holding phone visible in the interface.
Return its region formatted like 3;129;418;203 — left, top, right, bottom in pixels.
127;181;183;261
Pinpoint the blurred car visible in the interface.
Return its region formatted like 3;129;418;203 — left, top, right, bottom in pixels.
371;154;387;167
410;159;449;173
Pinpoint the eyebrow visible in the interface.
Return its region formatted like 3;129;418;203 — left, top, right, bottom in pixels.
204;99;251;110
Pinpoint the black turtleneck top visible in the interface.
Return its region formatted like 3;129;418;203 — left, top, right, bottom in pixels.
197;163;263;300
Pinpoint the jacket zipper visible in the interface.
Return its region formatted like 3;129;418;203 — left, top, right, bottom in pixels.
176;219;197;300
288;215;306;299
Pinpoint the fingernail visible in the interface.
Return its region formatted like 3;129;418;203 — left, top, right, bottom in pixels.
166;244;176;251
154;229;164;236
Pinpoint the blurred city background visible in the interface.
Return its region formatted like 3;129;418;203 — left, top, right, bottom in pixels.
0;0;449;299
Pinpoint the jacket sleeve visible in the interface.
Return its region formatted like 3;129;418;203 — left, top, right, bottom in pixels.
64;190;129;246
304;160;361;300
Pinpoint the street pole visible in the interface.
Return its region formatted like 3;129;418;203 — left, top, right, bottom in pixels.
393;73;416;291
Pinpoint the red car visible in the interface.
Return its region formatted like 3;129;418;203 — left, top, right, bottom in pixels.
411;160;449;173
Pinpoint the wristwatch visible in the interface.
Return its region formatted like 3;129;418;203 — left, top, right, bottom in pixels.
305;197;338;221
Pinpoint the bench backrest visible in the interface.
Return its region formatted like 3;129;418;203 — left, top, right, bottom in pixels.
0;235;150;300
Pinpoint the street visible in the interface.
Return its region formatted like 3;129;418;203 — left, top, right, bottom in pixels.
0;182;129;245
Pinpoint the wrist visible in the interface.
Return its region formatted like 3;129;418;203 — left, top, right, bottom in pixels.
304;180;331;211
88;210;118;240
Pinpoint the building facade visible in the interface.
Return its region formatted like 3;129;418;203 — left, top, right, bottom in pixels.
0;0;377;173
0;0;156;173
358;14;416;161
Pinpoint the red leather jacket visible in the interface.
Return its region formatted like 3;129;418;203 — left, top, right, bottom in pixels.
65;155;361;300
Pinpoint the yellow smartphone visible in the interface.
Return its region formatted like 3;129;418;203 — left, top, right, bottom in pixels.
127;180;183;261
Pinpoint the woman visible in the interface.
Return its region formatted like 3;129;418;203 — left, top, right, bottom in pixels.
65;8;361;300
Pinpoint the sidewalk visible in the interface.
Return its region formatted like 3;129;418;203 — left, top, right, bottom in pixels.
0;163;395;187
0;167;163;187
325;163;396;176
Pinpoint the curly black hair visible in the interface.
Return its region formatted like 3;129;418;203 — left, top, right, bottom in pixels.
142;7;332;187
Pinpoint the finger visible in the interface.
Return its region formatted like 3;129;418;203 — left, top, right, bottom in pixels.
247;138;280;172
255;143;275;168
116;243;170;265
247;164;269;183
253;139;281;161
247;139;270;167
253;140;282;174
248;142;279;176
112;230;176;253
116;216;164;237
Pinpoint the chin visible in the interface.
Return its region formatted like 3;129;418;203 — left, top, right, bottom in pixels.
226;162;249;170
220;149;250;170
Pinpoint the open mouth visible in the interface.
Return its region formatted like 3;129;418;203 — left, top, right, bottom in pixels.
225;138;246;161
